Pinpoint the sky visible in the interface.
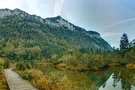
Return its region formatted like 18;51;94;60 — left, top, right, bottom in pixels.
0;0;135;47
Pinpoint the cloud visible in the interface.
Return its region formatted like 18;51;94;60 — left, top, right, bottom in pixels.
0;0;38;15
101;17;135;30
0;0;20;9
54;0;65;16
20;0;39;15
102;32;121;37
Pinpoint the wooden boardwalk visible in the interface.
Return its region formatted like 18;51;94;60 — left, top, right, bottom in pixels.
5;69;38;90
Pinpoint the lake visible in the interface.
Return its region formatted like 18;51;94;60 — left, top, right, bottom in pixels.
37;66;135;90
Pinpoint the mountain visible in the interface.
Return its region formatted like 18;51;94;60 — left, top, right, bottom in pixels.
0;8;112;59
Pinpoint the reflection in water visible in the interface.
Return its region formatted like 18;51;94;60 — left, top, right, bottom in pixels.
99;74;122;90
99;68;135;90
37;66;135;90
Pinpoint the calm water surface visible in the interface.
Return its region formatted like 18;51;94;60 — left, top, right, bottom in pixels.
37;66;135;90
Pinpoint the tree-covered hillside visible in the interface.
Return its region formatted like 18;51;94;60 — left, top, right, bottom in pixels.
0;8;112;60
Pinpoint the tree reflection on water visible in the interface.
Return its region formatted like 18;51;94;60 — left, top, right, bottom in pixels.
99;67;135;90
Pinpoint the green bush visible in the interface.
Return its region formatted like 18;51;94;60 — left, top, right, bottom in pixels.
52;60;63;65
4;59;10;69
16;61;32;71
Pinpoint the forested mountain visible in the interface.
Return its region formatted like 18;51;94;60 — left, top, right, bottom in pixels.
0;8;112;60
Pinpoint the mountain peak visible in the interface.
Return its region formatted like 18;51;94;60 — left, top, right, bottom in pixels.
0;8;26;18
45;15;65;22
55;15;62;19
44;16;101;38
54;15;66;21
44;15;76;30
13;8;24;13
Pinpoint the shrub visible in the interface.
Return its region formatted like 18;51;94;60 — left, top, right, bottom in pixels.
16;61;32;71
4;59;10;69
68;56;77;66
56;63;67;68
0;64;3;73
17;69;73;90
0;71;8;90
52;60;63;65
126;63;135;69
0;58;4;73
88;59;105;69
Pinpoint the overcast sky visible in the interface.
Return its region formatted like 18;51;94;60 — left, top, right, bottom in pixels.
0;0;135;47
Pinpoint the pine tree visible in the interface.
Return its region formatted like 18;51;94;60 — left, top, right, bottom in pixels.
120;33;129;50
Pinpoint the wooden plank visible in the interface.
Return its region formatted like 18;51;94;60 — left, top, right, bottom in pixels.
5;69;38;90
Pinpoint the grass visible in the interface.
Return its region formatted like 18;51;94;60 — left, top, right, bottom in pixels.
0;71;8;90
0;58;8;90
15;68;75;90
0;58;10;90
